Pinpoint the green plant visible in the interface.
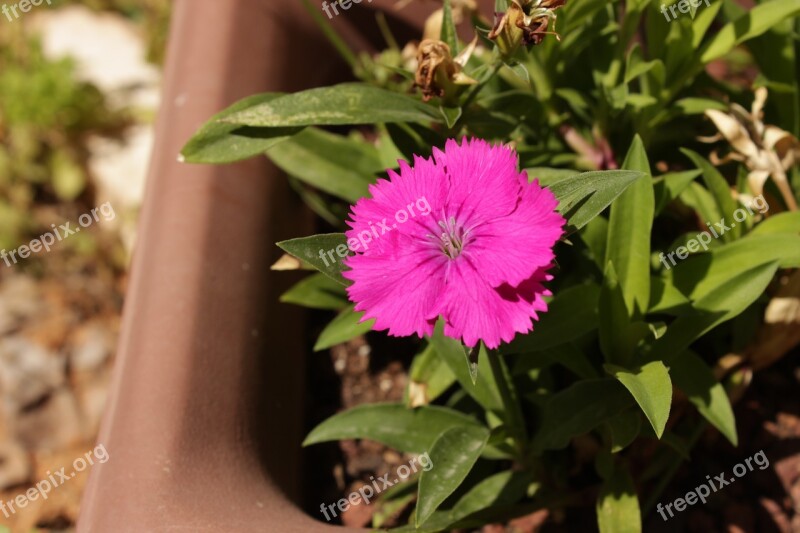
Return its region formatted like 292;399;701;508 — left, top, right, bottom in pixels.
183;0;800;530
0;27;128;253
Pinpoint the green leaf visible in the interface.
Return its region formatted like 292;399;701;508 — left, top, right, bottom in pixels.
548;170;646;233
416;426;489;527
266;128;381;202
314;304;375;351
624;51;661;84
691;0;723;47
679;181;722;226
534;379;634;451
440;105;462;128
648;276;691;315
667;234;800;300
648;261;780;362
407;344;457;407
180;93;303;164
280;273;349;310
485;344;527;444
440;0;459;53
277;233;350;285
581;216;609;269
606;136;654;316
599;263;650;366
526;167;580;187
669;351;737;446
749;212;800;236
700;0;800;64
596;462;642;533
431;321;504;413
504;283;600;353
606;408;642;453
223;83;440;127
517;343;599;380
681;149;740;240
673;97;728;115
406;470;531;532
303;403;482;453
605;361;672;439
653;170;702;214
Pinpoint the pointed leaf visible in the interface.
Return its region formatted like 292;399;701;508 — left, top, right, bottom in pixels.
303;403;482;453
534;379;634;451
266;128;380;202
606;136;654;316
276;233;350;285
669;351;737;446
223;83;441;127
180;93;303;164
605;361;672;439
548;170;645;233
314;304;375;351
280;273;348;310
596;462;642;533
504;283;600;353
440;0;459;53
416;426;489;527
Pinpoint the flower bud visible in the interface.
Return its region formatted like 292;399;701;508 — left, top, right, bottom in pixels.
489;0;565;58
414;39;477;104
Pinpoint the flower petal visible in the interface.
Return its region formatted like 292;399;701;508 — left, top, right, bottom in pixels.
441;258;552;348
344;231;447;339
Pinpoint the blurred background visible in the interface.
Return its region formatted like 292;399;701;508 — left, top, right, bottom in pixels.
0;0;169;529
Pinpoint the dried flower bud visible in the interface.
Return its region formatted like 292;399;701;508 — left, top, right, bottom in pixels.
489;0;565;58
703;87;799;211
414;39;477;104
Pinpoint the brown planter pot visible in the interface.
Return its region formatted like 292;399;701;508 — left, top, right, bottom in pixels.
77;0;492;531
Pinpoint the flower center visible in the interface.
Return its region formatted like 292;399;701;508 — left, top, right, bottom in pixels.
435;217;468;259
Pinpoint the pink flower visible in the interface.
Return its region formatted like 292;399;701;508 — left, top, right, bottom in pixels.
342;138;565;349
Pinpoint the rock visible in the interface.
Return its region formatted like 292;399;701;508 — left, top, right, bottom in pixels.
15;388;83;452
0;337;64;411
69;323;114;372
0;440;31;490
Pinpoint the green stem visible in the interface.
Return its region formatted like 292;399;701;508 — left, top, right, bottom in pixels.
642;421;707;514
451;61;504;134
485;347;528;455
299;0;358;70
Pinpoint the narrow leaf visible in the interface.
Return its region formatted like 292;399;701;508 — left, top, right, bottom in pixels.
669;351;737;446
314;304;375;351
277;234;350;285
416;426;489;527
548;170;645;233
534;379;634;451
606;136;654;316
605;361;672;439
303;403;482;452
280;273;349;310
180;93;302;164
596;462;642;533
223;83;441;127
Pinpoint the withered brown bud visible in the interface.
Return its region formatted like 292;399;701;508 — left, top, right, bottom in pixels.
414;39;477;104
489;0;566;57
